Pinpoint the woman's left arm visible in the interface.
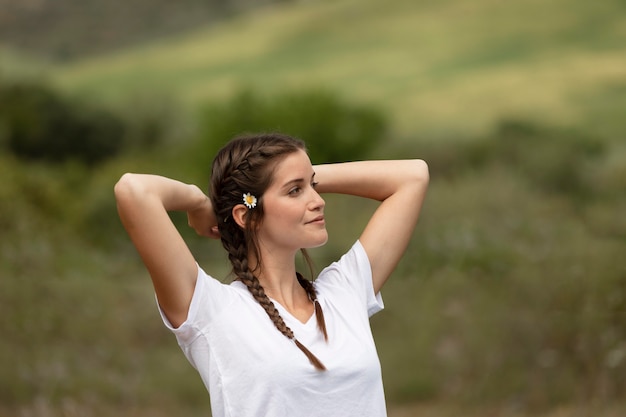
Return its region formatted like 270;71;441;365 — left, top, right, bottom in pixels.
314;159;429;293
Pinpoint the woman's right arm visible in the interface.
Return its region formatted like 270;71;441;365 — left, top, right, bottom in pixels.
114;173;218;328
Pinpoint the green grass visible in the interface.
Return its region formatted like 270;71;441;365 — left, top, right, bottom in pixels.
48;0;626;137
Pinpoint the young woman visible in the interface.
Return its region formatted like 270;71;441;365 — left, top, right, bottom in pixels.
114;133;429;417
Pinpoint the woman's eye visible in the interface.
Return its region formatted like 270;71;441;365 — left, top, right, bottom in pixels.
289;182;317;195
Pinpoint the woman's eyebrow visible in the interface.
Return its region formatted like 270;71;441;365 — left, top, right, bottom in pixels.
281;173;316;189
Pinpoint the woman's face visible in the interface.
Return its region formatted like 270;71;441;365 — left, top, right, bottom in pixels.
257;149;327;253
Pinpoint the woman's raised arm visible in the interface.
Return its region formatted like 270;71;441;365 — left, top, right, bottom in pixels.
314;159;429;293
114;173;218;327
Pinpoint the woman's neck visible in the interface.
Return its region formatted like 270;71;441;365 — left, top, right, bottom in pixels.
251;250;310;315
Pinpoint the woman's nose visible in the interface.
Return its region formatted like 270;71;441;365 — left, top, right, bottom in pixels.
310;189;325;210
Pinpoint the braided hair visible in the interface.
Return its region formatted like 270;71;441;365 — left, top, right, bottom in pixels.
209;133;327;370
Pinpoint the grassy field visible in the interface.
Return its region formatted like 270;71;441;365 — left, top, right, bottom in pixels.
2;0;626;415
50;0;626;138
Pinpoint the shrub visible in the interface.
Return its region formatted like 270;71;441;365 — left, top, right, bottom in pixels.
491;120;605;198
419;119;606;201
192;88;388;172
0;79;125;164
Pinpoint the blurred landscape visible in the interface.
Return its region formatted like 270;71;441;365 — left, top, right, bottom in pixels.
1;0;625;416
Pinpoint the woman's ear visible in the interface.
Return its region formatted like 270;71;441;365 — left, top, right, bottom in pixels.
232;204;248;229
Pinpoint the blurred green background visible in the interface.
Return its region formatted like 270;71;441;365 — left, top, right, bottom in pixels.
1;0;625;415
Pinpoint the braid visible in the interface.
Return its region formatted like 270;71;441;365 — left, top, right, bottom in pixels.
297;273;328;342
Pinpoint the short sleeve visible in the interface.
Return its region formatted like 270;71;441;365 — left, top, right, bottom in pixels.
316;240;384;317
156;265;237;344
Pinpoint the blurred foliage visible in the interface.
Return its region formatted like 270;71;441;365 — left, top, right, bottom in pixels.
421;120;608;203
47;0;626;141
0;0;278;61
0;79;125;164
375;165;626;407
0;78;173;165
192;88;388;169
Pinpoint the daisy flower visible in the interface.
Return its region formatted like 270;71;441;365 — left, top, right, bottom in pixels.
243;193;257;209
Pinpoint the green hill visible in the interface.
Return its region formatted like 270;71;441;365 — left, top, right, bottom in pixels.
0;0;276;60
50;0;626;138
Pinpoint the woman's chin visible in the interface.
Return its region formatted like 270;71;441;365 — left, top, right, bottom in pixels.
306;233;329;249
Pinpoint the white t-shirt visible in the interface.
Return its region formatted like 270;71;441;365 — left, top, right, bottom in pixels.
158;240;386;417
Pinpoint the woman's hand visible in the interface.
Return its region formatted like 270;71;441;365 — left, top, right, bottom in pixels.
187;192;220;239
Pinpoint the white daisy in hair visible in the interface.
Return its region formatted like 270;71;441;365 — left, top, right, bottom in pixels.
243;192;257;209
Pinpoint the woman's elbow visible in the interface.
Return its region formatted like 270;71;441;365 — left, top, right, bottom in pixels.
409;159;430;186
114;173;141;203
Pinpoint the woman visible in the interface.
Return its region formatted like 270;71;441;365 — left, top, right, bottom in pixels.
114;133;429;416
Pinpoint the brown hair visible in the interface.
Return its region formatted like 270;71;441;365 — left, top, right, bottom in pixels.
209;133;328;370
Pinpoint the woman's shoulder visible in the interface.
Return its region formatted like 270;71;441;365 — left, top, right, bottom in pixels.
315;240;383;316
317;240;370;279
195;267;253;300
168;266;248;327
